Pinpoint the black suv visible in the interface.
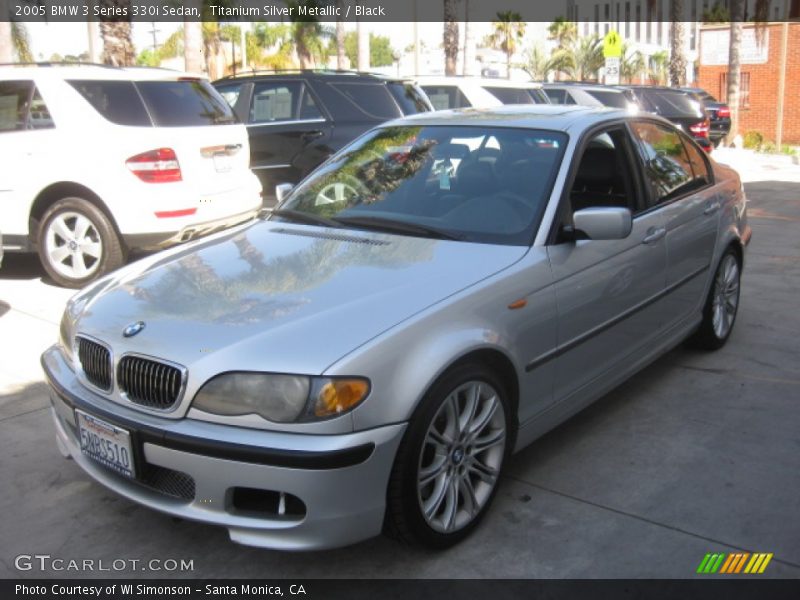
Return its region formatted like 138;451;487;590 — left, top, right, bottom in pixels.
213;70;432;204
622;86;712;152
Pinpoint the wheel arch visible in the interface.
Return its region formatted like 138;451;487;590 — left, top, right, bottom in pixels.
29;182;121;249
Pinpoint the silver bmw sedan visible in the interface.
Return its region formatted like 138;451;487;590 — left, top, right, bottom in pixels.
42;105;750;550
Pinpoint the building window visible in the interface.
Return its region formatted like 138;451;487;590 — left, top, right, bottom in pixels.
720;72;751;109
636;2;641;41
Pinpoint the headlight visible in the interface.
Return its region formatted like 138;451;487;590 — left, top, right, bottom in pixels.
192;372;370;423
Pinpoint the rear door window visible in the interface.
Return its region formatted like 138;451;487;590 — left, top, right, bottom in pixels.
544;88;564;104
586;89;630;109
387;82;431;114
68;80;151;126
136;80;236;126
329;82;400;120
250;81;322;123
483;86;535;105
0;81;55;132
630;121;699;205
421;85;471;110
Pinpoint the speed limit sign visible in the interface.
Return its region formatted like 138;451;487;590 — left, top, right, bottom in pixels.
605;57;621;85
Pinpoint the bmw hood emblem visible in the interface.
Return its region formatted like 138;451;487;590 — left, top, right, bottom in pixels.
122;321;146;338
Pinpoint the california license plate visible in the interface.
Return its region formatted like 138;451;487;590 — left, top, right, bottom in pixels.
76;410;135;479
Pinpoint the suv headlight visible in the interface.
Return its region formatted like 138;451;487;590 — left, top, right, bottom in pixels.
192;373;370;423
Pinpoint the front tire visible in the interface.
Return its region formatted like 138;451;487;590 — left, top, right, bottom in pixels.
38;197;125;288
689;249;741;350
385;363;511;548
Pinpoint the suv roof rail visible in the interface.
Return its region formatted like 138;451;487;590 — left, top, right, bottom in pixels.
0;61;120;69
216;68;405;81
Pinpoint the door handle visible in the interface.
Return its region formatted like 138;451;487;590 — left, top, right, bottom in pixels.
301;130;324;142
642;227;666;245
704;201;721;216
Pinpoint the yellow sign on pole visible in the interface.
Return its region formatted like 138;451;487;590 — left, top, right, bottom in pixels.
603;30;623;58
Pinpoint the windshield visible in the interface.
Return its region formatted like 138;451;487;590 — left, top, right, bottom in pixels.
275;125;567;246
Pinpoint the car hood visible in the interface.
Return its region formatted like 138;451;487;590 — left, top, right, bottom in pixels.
75;221;528;376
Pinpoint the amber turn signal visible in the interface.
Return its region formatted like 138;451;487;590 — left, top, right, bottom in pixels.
314;379;370;417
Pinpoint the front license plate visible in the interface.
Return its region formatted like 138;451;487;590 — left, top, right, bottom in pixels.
76;410;135;479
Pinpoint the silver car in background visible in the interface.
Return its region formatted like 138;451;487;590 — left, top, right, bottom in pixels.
42;106;750;550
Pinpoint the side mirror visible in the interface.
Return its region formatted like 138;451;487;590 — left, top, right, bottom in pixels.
275;183;294;204
573;207;633;240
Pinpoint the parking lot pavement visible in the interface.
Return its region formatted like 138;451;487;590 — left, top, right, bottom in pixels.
1;153;799;578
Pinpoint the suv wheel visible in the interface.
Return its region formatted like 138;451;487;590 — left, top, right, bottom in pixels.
385;363;510;548
38;197;125;288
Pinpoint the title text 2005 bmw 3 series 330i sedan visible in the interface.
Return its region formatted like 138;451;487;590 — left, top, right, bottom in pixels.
42;105;751;550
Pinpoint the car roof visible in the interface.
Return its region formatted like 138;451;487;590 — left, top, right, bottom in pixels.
390;104;628;132
214;69;415;84
0;63;203;81
542;82;627;92
416;76;543;89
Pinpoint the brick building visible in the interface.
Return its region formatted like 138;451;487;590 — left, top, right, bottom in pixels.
697;22;800;145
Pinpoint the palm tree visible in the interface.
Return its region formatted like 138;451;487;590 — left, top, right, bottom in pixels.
522;43;569;82
486;11;526;79
621;43;645;84
563;35;604;82
289;2;333;68
726;0;745;145
335;0;346;69
184;21;203;74
548;17;578;49
9;22;32;62
443;0;459;76
669;1;687;86
98;0;135;67
649;50;668;85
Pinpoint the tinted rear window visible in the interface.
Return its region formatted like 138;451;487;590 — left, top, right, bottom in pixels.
483;87;536;105
136;80;236;126
637;90;702;118
329;82;400;120
387;82;431;114
422;85;471;110
586;89;631;109
68;79;235;127
68;80;150;126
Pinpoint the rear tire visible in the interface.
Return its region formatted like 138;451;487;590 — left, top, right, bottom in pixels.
38;197;125;289
688;249;741;350
385;363;512;549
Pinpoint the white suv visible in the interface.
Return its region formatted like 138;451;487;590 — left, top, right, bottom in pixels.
0;65;262;287
416;76;549;111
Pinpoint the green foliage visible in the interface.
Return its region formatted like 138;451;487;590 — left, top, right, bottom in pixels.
342;32;395;67
743;130;764;150
760;141;776;153
702;2;730;22
12;22;33;63
548;17;577;47
649;50;669;84
486;11;526;57
136;49;160;67
562;35;604;81
621;43;645;83
521;43;569;80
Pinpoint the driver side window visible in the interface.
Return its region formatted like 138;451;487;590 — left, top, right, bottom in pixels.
569;128;638;214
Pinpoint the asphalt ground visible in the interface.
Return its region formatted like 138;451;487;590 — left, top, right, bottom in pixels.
1;149;798;579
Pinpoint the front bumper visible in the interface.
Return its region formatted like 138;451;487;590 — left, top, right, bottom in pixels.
42;346;406;550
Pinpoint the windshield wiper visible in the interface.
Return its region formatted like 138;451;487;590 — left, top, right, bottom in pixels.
269;209;343;229
335;215;463;241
